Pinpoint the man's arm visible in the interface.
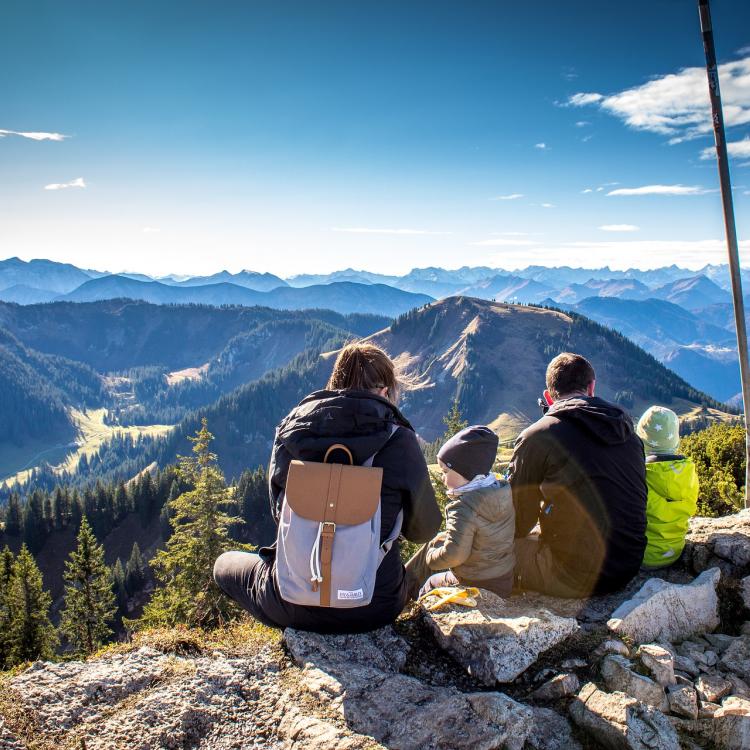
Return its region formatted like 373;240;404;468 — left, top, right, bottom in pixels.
508;428;546;538
267;429;291;525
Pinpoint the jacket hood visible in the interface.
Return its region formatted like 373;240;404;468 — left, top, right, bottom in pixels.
546;396;635;445
276;389;414;465
646;457;699;503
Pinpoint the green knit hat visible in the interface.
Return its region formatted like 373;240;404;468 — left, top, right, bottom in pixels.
636;406;680;455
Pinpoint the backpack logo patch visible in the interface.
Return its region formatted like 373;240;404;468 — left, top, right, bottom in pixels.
337;588;364;600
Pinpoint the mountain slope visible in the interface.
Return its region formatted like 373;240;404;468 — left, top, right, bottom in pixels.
0;329;105;446
652;275;731;309
144;297;728;479
0;257;93;294
0;300;391;371
60;275;431;315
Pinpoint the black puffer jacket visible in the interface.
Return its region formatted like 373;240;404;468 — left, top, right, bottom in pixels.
261;389;440;633
509;396;647;595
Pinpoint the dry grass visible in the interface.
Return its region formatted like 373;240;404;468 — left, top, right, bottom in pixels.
94;618;281;661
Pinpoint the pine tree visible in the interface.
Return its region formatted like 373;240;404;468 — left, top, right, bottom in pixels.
111;558;128;616
442;399;468;440
124;542;147;595
6;545;57;665
23;490;47;552
0;546;15;668
5;493;22;536
60;518;117;656
135;419;243;629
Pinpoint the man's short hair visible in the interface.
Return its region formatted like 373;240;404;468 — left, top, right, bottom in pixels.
546;352;595;400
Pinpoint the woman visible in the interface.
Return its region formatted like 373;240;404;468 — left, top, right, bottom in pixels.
213;342;441;633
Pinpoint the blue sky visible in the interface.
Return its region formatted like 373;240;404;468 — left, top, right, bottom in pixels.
1;0;749;277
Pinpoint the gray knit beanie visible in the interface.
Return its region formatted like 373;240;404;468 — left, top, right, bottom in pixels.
437;425;499;480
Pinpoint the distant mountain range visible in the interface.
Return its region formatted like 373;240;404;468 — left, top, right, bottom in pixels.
1;256;748;403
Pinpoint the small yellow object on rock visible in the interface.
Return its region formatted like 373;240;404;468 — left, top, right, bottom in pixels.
418;586;481;611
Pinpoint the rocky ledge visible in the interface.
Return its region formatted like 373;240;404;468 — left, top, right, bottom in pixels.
1;510;750;749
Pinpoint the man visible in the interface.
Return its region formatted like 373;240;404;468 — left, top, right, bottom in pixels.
508;352;647;597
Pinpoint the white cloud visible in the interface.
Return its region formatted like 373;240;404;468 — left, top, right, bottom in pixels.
44;177;86;191
568;93;604;106
607;184;708;196
534;142;548;150
0;128;69;141
599;224;640;232
490;193;524;200
142;227;161;233
567;55;750;145
581;134;593;143
575;121;590;127
700;136;750;160
498;231;529;236
331;227;451;235
581;188;593;194
471;238;537;247
540;203;555;208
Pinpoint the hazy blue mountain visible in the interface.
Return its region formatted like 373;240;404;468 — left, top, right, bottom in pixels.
170;270;289;291
459;274;554;303
0;257;93;294
652;275;731;309
553;278;651;304
554;296;738;402
60;275;431;316
286;269;400;287
0;284;58;304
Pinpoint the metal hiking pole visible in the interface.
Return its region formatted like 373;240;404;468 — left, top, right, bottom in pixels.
698;0;750;508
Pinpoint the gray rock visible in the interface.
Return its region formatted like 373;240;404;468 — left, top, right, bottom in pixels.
594;639;630;659
699;701;721;718
741;621;750;636
695;674;733;704
527;707;582;750
674;655;701;677
720;635;750;681
531;673;581;702
285;627;535;750
607;569;721;644
560;658;587;670
284;626;409;673
712;696;750;750
679;641;707;662
685;511;750;571
705;634;738;654
638;644;676;687
742;577;750;610
600;655;668;711
569;682;680;750
421;589;578;684
666;684;699;720
704;650;719;667
726;672;750;698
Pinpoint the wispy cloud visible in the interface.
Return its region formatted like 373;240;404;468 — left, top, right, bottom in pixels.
540;203;555;208
566;55;750;145
490;193;524;201
581;188;593;194
44;177;86;191
607;184;708;196
599;224;639;232
700;136;750;161
0;128;69;141
534;142;548;150
471;237;537;247
142;226;161;233
575;121;590;127
331;227;451;235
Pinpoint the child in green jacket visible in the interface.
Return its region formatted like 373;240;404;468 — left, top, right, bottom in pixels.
636;406;699;569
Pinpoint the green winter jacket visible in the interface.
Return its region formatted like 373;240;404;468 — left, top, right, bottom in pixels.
642;455;699;568
425;481;515;581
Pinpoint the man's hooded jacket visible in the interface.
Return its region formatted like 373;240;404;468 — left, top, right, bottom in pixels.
508;396;647;595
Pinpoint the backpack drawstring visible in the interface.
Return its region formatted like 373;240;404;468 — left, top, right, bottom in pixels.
309;522;324;591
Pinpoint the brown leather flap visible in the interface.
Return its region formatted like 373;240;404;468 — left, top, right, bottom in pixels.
286;460;383;525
